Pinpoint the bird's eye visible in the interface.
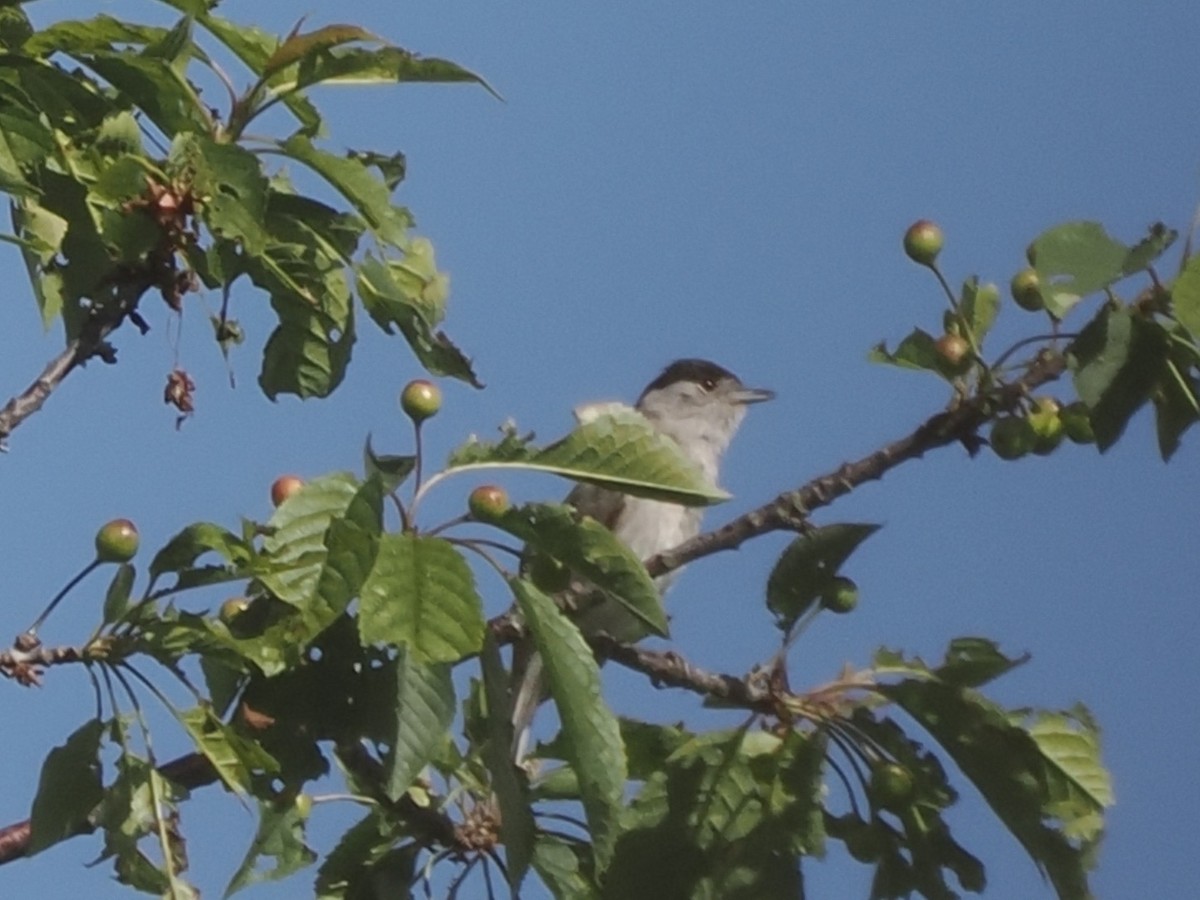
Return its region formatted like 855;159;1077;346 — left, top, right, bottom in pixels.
699;377;718;392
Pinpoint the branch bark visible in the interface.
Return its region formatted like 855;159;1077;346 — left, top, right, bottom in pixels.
0;280;153;449
646;349;1067;578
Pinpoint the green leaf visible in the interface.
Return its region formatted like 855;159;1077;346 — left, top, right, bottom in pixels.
605;729;822;899
766;523;880;631
75;51;211;137
1153;355;1200;461
355;251;480;386
382;647;455;801
1172;251;1200;339
257;284;356;400
279;135;412;247
531;835;599;900
315;812;414;899
447;421;537;466
873;638;1030;690
960;277;1000;344
260;472;360;606
171;134;269;254
280;45;499;99
358;534;484;663
883;678;1107;900
363;435;415;492
179;707;279;796
868;328;962;380
102;563;136;624
93;750;190;895
1122;222;1176;276
224;796;317;898
263;24;379;78
1031;221;1129;318
619;718;693;781
446;406;729;506
479;634;536;891
150;522;254;581
1068;306;1169;450
29;719;105;855
493;502;667;641
513;577;626;872
308;475;385;623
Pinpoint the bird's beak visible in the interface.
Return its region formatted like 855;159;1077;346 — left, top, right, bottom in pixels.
733;386;775;405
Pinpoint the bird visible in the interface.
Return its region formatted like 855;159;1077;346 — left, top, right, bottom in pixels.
510;358;774;756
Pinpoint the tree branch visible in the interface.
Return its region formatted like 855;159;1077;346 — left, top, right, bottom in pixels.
646;350;1067;578
0;278;155;449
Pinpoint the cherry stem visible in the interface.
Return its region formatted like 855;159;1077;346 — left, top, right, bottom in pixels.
24;558;102;637
990;332;1079;372
410;421;425;528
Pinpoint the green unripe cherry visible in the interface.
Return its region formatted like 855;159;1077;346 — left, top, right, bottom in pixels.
821;576;859;614
903;219;944;268
95;518;139;563
468;484;510;521
934;333;970;367
990;416;1035;461
1028;396;1065;455
869;762;915;811
1061;401;1096;444
400;379;442;423
1010;268;1044;312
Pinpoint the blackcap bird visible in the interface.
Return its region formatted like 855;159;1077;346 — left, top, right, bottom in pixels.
510;358;774;756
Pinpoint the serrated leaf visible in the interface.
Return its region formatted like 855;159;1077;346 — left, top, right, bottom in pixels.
281;45;499;99
263;24;379;78
479;634;536;891
1153;357;1200;461
1031;221;1130;318
279;135;412;247
355;251;480;386
960;277;1000;344
363;435;415;492
1173;251;1200;339
531;836;599;899
884;677;1106;900
493;502;666;641
382;647;455;801
75;51;210;137
1017;707;1113;840
315;812;414;899
874;638;1030;690
29;719;105;855
358;534;484;663
868;328;960;380
1068;306;1169;450
605;728;822;899
513;577;626;872
172;134;269;254
224;797;317;898
150;522;254;581
447;421;537;466
179;707;279;796
1122;222;1176;276
766;523;880;630
446;407;728;506
258;282;356;399
260;472;360;606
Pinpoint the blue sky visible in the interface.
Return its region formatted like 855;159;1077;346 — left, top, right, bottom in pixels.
2;1;1198;897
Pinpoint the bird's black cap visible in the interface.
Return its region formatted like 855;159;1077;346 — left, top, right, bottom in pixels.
638;358;740;400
